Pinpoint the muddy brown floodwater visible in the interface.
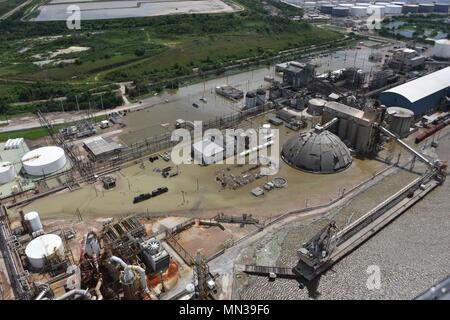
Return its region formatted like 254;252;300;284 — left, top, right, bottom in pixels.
236;128;450;300
15;111;389;221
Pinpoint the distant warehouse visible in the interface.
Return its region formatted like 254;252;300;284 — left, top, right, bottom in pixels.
379;66;450;116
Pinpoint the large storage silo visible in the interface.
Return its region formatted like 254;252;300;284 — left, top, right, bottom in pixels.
418;3;435;13
434;3;450;13
256;89;266;106
21;146;67;176
0;162;16;184
332;6;350;17
386;107;414;138
351;6;368;16
432;39;450;59
321;4;334;14
245;92;257;108
307;98;327;116
402;4;419;13
385;4;403;15
24;211;43;233
25;234;65;269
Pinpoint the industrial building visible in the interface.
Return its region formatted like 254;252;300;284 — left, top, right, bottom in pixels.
380;66;450;115
84;136;123;161
282;62;315;89
321;101;383;154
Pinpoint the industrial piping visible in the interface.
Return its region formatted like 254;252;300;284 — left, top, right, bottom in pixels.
109;256;152;297
56;289;92;300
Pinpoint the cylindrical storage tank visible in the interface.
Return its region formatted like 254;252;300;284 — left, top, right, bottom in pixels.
356;2;371;7
245;92;256;108
432;39;450;59
386;107;414;138
332;6;350;17
25;234;65;269
392;1;406;5
0;162;16;184
351;6;368;16
307;98;326;116
402;4;419;14
320;4;334;14
368;5;385;17
419;4;435;13
21;146;66;176
338;3;353;8
375;2;390;6
434;3;450;13
256;89;266;106
24;211;43;233
385;4;403;15
304;1;317;9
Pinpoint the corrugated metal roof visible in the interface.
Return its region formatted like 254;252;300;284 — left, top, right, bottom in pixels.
383;66;450;103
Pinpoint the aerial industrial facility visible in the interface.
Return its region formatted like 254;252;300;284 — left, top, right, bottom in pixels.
0;0;449;303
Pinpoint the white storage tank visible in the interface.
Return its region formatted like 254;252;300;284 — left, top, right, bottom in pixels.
24;211;43;233
25;234;65;269
402;4;419;14
356;2;371;7
321;3;335;14
435;3;450;13
351;6;368;16
304;1;317;9
22;146;67;176
392;1;406;5
375;2;390;6
0;162;16;184
385;4;403;15
418;3;435;13
386;107;414;138
432;39;450;59
332;6;350;16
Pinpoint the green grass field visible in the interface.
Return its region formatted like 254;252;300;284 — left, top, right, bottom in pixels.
0;0;25;16
0;0;343;115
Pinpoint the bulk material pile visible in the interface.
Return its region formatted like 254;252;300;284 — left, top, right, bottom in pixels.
25;234;65;269
21;146;67;176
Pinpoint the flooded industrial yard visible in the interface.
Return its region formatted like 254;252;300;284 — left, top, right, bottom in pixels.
235;127;450;300
16;109;391;221
119;66;280;145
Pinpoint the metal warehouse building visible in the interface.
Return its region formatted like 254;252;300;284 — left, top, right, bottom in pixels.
379;67;450;115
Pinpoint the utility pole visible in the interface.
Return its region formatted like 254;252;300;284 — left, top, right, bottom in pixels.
75;95;80;112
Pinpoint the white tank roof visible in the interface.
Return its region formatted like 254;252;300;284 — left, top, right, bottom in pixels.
22;146;66;176
25;234;64;269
